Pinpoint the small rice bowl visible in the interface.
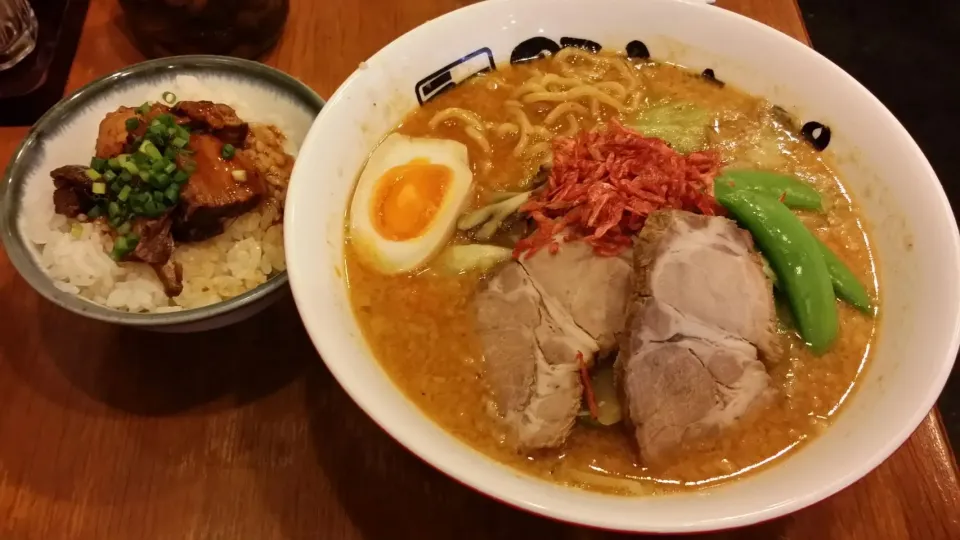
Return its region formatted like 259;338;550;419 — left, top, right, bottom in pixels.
18;75;310;313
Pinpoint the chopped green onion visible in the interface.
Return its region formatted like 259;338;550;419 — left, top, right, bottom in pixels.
173;170;190;184
90;157;108;173
138;140;162;161
164;162;177;174
118;185;132;201
176;126;191;139
156;114;176;127
108;201;121;217
107;157;122;171
151;160;167;173
111;182;122;194
122;161;139;175
125;117;140;132
164;183;180;202
154;173;171;187
221;144;236;160
162;91;177;104
116;233;141;256
139;170;151;182
71;223;83;238
171;136;188;148
86;168;102;181
116;221;131;235
153;190;165;202
92;182;106;194
87;206;102;219
148;124;168;138
103;170;117;182
231;169;247;182
137;102;151;115
132;151;150;167
144;200;158;215
119;170;133;183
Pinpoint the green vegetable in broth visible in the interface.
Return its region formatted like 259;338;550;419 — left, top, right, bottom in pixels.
435;244;512;274
714;169;823;212
590;365;622;426
717;190;838;354
457;191;531;241
629;102;712;154
816;240;873;313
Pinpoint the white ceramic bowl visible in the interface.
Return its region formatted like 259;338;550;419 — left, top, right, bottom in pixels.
285;0;960;532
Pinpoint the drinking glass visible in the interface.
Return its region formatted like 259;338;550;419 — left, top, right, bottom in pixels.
0;0;37;71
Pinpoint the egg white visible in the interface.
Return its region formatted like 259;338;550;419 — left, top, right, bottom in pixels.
349;133;474;274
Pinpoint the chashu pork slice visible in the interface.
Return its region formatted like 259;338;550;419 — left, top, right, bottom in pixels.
520;240;634;355
633;210;779;358
475;262;599;450
618;297;775;464
617;210;779;464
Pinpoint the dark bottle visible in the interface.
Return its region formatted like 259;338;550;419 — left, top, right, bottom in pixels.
118;0;289;59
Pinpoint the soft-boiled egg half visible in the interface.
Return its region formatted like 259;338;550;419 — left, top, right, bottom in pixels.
349;133;474;274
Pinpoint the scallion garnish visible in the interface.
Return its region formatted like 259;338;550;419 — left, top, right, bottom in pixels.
231;169;247;182
221;144;236;160
139;140;163;161
90;157;108;173
79;100;199;236
164;183;180;202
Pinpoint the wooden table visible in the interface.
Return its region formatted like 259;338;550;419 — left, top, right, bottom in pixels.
0;0;958;538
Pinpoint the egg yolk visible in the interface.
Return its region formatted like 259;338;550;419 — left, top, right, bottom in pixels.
371;159;452;241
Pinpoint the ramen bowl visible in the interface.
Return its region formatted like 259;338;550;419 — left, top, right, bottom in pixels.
284;0;960;532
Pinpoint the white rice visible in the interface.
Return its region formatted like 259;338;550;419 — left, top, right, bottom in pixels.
19;75;311;313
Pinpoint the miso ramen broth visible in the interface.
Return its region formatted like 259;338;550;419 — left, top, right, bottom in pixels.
344;49;878;494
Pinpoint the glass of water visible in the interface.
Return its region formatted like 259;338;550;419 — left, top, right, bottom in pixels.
0;0;38;71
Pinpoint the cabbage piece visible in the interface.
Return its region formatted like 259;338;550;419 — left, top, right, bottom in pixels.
578;363;622;427
457;191;531;241
629;102;712;154
435;244;512;274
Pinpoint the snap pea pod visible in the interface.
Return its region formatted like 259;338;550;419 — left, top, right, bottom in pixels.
714;169;823;212
717;191;838;354
816;240;873;313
